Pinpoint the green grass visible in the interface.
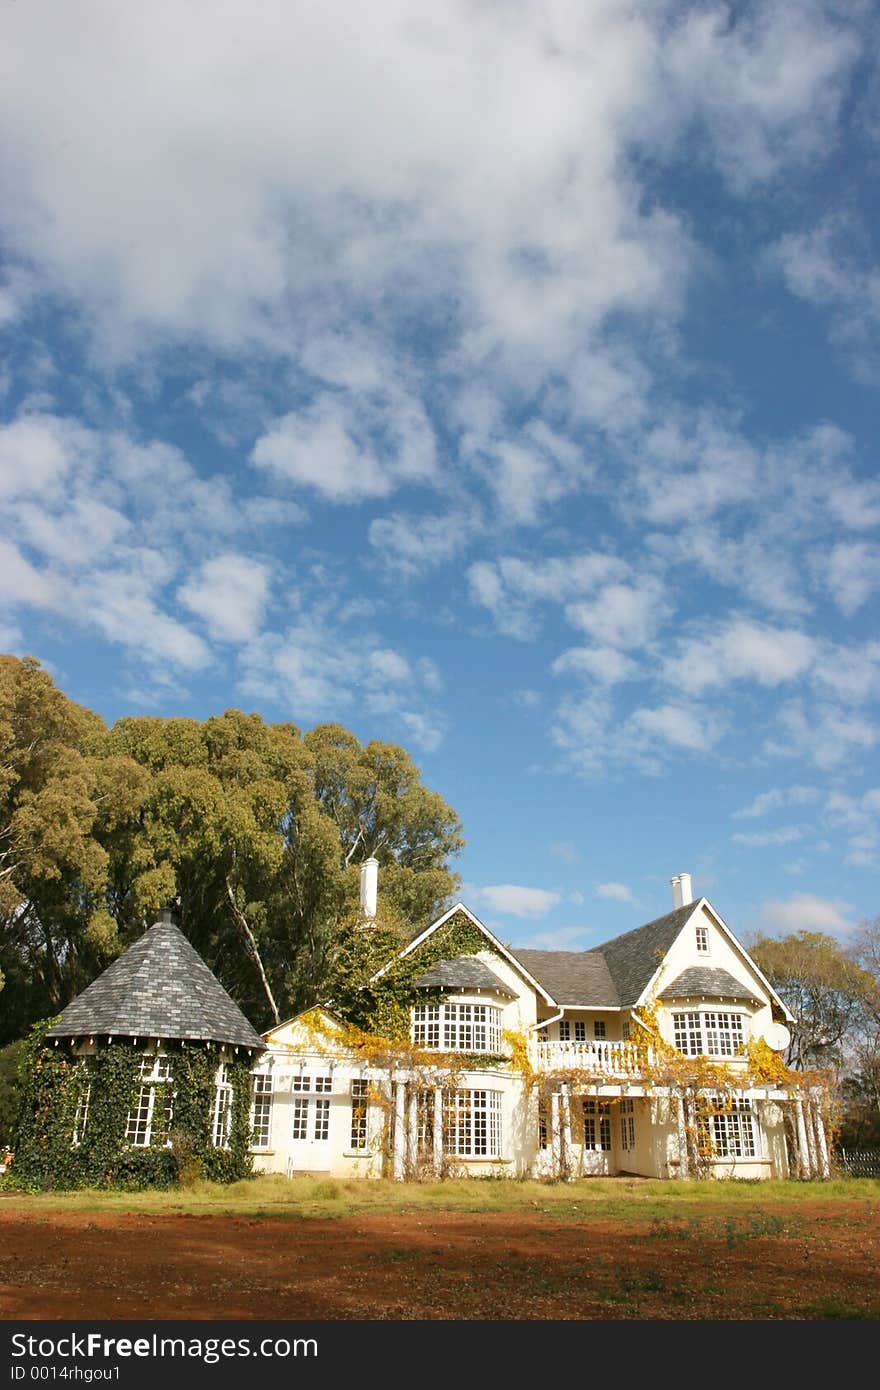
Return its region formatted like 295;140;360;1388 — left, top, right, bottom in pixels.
1;1172;879;1220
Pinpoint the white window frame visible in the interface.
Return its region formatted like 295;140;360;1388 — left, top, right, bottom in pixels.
696;924;710;954
291;1097;309;1141
350;1079;369;1150
290;1074;333;1143
594;1020;606;1039
443;1089;502;1157
559;1020;571;1041
411;1002;502;1054
126;1054;173;1148
707;1097;757;1159
620;1097;635;1152
212;1062;234;1149
583;1098;611;1151
72;1061;91;1146
249;1072;273;1150
673;1010;745;1058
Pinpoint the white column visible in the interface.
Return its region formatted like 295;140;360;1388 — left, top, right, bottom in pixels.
560;1083;572;1180
407;1084;419;1178
393;1079;407;1181
811;1095;831;1179
794;1094;813;1179
550;1091;561;1177
676;1090;690;1180
433;1085;444;1178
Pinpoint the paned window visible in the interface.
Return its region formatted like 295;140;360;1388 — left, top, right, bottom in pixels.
574;1022;586;1042
594;1020;606;1039
313;1098;330;1141
350;1079;369;1150
72;1063;91;1146
709;1098;756;1158
292;1098;309;1140
249;1072;273;1149
696;925;710;953
411;1002;501;1053
621;1020;631;1040
212;1063;233;1149
442;1090;502;1157
620;1097;635;1151
583;1098;611;1151
125;1054;173;1148
673;1011;745;1058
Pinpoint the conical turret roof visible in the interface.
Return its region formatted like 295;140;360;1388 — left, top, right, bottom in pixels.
46;916;265;1050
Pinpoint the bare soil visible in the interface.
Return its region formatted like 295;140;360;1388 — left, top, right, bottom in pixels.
1;1200;878;1320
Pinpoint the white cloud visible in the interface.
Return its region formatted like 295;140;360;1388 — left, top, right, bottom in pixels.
769;699;878;770
628;703;718;752
733;786;819;819
759;893;856;937
824;542;880;617
732;826;803;848
468;550;626;640
472;884;561;919
665;617;815;695
369;510;479;576
771;213;880;381
238;604;443;750
595;881;638;905
565;578;669;650
178;553;271;644
552;645;639;686
250;389;436;502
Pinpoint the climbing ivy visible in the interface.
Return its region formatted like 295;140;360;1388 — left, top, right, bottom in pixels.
7;1019;256;1190
354;910;502;1042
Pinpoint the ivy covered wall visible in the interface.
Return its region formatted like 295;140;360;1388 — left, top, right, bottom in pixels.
351;910;505;1043
9;1018;256;1190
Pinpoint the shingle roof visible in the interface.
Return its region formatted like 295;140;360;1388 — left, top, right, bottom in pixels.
511;949;619;1007
657;966;762;1005
46;918;265;1050
508;904;696;1008
411;956;516;997
592;904;697;1007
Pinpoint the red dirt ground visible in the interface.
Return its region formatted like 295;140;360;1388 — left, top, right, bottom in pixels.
1;1200;878;1320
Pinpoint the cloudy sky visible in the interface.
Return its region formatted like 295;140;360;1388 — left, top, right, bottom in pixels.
2;1;878;950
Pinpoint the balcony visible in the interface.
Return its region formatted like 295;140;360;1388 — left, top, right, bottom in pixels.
530;1039;649;1075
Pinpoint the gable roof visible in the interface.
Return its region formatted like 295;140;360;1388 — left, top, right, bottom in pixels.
46;918;265;1050
592;903;698;1007
373;902;556;1006
411;956;517;997
657;966;764;1005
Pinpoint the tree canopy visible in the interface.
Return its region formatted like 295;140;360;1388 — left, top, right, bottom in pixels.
0;656;464;1043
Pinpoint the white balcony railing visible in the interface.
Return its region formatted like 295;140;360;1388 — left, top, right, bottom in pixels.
530;1039;649;1075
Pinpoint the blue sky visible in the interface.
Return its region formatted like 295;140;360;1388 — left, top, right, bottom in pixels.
1;1;879;952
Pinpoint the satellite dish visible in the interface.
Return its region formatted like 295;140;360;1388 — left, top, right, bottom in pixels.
763;1022;791;1052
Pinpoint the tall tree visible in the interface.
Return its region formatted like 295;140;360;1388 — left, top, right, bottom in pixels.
0;658;465;1039
749;930;877;1072
0;656;112;1040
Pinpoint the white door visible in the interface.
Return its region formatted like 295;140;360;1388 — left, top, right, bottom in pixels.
287;1075;333;1173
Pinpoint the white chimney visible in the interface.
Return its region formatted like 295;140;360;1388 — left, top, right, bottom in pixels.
360;857;378;920
671;872;693;909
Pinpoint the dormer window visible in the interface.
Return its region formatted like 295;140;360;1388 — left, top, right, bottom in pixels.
411;1002;502;1053
696;925;709;954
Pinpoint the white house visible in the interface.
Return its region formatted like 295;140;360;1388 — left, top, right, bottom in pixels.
247;867;832;1183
